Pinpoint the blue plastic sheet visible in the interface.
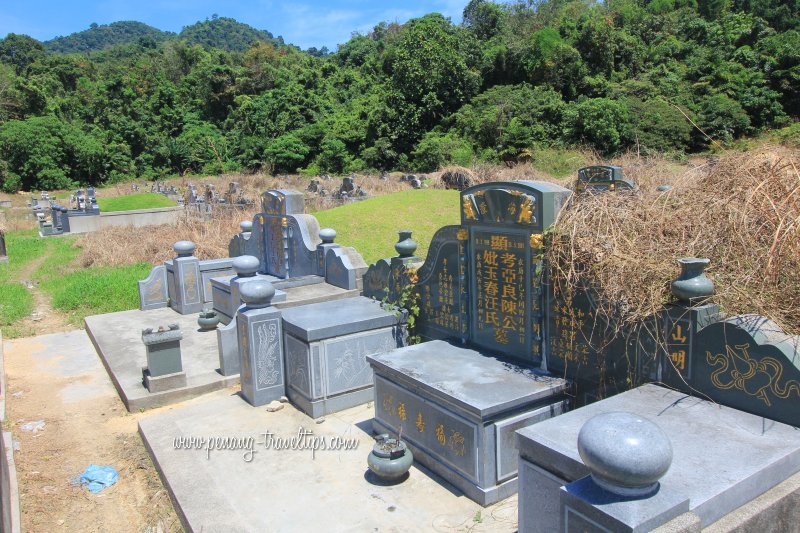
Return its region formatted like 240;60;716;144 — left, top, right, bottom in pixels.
78;464;118;493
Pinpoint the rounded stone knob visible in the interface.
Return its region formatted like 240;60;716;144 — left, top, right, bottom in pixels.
173;240;196;257
239;279;275;308
577;412;672;497
60;207;68;213
240;220;253;233
233;255;260;277
319;228;336;244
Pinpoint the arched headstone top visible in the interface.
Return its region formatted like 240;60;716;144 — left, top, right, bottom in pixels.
261;189;305;216
460;181;570;232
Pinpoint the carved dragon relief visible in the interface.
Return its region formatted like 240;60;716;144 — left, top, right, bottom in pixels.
707;343;800;406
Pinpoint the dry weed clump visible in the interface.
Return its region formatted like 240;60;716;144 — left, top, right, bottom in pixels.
548;145;800;334
78;207;261;267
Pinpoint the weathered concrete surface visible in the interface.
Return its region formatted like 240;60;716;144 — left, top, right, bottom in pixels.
139;391;518;533
276;282;360;309
67;206;182;234
86;308;238;412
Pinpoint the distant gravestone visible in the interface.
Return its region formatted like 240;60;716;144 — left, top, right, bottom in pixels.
0;229;7;263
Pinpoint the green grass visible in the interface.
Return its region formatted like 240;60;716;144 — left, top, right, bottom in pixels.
97;193;176;212
0;229;48;279
41;262;153;325
528;147;587;178
0;283;33;327
314;189;461;265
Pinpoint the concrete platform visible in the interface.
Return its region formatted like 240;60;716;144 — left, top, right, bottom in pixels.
139;390;518;533
86;307;235;412
87;283;362;412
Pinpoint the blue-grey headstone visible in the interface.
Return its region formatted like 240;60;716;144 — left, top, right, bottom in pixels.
138;264;169;310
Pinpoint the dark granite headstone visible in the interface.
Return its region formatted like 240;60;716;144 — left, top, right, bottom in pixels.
664;314;800;427
0;229;7;263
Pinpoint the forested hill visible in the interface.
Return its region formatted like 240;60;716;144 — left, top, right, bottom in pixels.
177;17;284;51
44;21;175;53
0;0;798;192
43;17;284;54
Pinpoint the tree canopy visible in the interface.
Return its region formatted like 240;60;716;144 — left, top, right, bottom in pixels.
0;1;797;191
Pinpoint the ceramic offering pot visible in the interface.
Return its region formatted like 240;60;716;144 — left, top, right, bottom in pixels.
367;434;413;481
197;308;220;331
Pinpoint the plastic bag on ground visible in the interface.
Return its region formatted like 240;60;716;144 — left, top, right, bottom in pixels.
78;464;118;493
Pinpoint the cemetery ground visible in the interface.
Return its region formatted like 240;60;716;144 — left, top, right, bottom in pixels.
0;144;798;531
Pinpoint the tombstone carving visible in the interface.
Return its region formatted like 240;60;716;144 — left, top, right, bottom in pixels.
365;181;572;505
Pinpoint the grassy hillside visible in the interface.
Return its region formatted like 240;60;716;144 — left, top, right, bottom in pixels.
97;193;176;212
314;189;460;265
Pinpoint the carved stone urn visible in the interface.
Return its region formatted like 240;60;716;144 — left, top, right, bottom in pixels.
671;257;714;303
367;434;413;481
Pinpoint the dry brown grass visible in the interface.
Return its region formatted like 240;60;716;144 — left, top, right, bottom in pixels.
548;145;800;334
78;172;412;267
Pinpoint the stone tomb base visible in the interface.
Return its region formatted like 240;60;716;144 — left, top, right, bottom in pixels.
516;383;800;533
367;340;568;506
281;296;405;419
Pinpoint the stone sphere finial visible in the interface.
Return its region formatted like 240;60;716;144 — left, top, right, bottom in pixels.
239;279;275;308
233;255;260;277
173;240;196;257
240;220;253;233
319;228;336;244
577;411;673;497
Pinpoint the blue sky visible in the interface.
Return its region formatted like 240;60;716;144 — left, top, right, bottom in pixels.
0;0;469;51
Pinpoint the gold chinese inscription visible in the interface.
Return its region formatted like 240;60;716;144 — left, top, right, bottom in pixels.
549;287;591;366
416;413;425;433
435;424;446;445
420;248;461;333
462;196;477;221
666;319;691;379
474;231;527;349
707;343;800;407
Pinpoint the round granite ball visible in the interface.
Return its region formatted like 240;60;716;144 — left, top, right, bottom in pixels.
239;220;253;233
173;240;196;257
319;228;337;244
577;411;673;497
233;255;260;277
239;279;275;308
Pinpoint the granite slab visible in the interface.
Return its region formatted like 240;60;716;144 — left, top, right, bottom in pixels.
368;340;567;420
516;383;800;527
281;296;400;342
